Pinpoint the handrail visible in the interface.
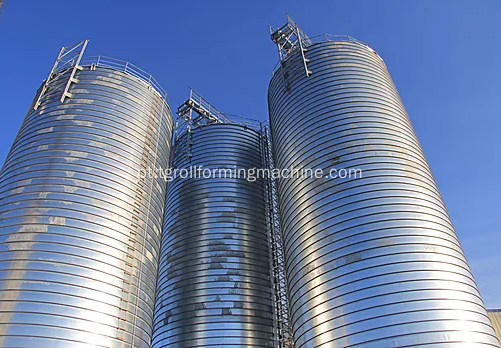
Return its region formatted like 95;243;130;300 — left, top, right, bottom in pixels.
54;55;169;101
271;33;379;75
223;113;263;131
175;88;263;141
187;88;232;124
175;112;263;142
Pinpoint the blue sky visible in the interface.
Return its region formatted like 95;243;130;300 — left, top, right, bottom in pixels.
1;0;500;307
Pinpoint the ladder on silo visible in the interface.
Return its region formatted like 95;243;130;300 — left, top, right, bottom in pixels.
261;125;294;348
269;14;312;92
34;39;89;110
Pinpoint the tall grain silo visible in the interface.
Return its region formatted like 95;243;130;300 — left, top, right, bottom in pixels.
268;16;499;348
152;91;277;347
0;40;174;347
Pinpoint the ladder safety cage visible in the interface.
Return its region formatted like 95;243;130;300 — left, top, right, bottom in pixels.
261;125;294;348
269;14;312;85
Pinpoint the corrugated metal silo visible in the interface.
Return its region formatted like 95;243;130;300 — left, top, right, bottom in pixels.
152;92;275;347
0;41;173;347
268;16;499;347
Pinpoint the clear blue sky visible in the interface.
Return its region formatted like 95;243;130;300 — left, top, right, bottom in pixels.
1;0;500;307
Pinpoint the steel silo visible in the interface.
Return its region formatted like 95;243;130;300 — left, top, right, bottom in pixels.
0;41;173;347
268;17;499;347
152;93;275;347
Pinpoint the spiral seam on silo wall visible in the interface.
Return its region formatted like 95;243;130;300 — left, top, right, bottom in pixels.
268;40;499;347
0;65;173;347
152;124;275;348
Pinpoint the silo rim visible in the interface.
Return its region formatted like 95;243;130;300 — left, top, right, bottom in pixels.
270;33;384;77
54;55;170;103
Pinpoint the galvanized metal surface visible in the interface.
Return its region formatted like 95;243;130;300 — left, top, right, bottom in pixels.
268;40;500;347
152;123;275;347
0;64;173;347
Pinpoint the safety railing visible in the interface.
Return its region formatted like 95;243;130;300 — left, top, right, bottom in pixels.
223;113;263;131
57;55;169;101
313;33;368;46
175;112;263;142
186;88;232;124
175;88;262;141
271;33;376;75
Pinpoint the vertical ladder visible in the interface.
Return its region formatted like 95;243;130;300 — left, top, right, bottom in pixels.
34;39;89;110
60;40;88;103
261;125;293;348
295;24;312;77
269;15;312;92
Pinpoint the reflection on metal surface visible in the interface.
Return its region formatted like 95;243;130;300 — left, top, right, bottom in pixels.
0;44;173;347
268;33;500;347
152;123;275;347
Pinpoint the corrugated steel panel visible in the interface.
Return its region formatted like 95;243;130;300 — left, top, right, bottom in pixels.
268;39;500;347
152;123;275;347
0;64;173;347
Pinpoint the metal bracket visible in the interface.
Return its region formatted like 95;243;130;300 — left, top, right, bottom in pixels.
34;39;89;110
